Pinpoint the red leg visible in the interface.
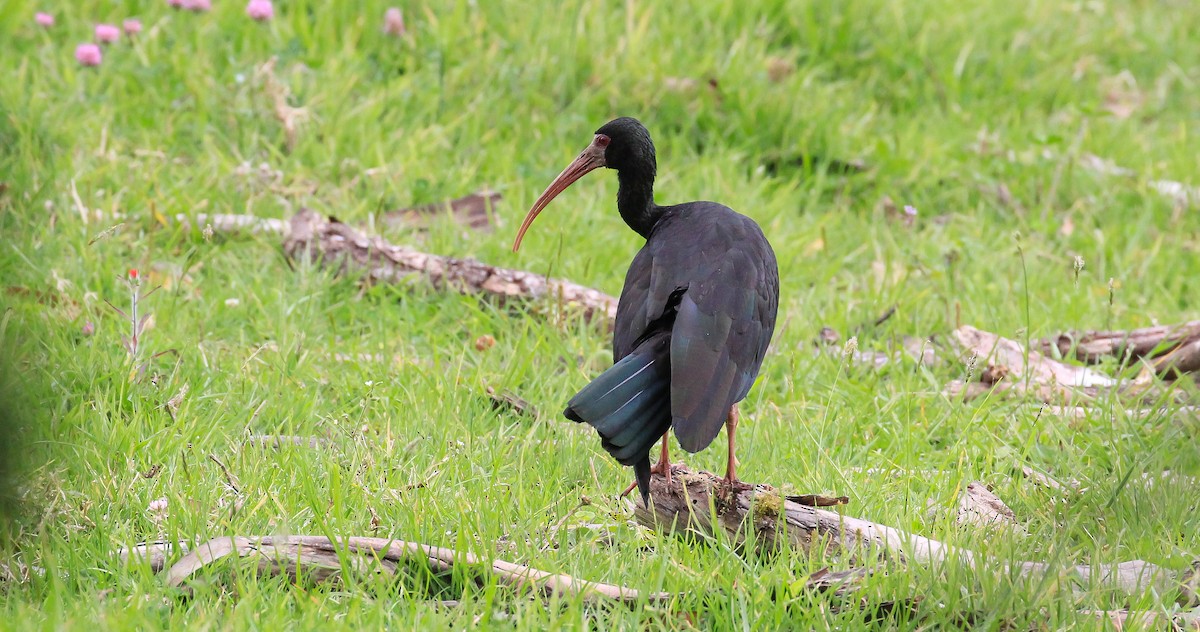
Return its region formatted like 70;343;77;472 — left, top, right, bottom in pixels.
654;433;671;482
724;406;740;484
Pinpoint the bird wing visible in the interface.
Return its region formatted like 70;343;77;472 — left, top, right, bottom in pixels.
613;205;778;454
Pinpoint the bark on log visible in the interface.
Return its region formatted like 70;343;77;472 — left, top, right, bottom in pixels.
1040;321;1200;376
282;210;617;324
633;466;1195;604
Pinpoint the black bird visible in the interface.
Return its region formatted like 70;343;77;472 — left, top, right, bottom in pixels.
512;118;779;503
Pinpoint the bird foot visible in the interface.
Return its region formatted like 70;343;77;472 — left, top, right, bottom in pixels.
652;459;673;481
618;459;675;498
721;476;753;495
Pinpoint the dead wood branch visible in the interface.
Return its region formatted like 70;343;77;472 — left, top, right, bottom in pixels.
283;209;617;324
954;325;1116;390
1040;321;1200;377
149;535;670;604
383;190;501;233
176;206;618;323
941;326;1190;405
955;482;1024;534
118;541;194;572
633;466;1195;604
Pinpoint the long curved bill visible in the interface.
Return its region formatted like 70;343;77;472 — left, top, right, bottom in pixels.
512;136;608;252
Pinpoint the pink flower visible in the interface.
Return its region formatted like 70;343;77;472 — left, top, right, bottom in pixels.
35;12;54;27
383;7;405;36
147;497;168;519
95;23;120;44
246;0;273;21
123;19;142;36
75;43;103;66
167;0;185;7
183;0;212;11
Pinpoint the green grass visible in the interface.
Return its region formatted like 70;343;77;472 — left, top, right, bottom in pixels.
2;0;1199;628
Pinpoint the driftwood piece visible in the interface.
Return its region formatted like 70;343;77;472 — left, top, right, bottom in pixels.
938;325;1190;404
954;326;1116;390
955;482;1025;534
282;210;617;323
633;467;1195;604
118;541;193;572
383;190;501;233
135;534;669;604
1040;321;1200;377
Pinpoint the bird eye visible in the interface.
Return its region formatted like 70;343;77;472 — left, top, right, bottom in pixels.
595;134;611;147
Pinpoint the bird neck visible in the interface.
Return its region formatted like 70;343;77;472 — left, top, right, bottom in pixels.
616;169;661;238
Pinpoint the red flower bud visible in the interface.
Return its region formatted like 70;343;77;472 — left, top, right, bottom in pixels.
129;269;139;279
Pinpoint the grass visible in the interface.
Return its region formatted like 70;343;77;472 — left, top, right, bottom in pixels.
1;0;1198;628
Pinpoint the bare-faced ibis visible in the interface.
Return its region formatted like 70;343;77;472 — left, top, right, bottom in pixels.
512;118;779;503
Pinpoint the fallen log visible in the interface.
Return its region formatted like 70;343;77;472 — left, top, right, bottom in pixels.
633;466;1196;605
127;534;670;605
943;325;1190;405
953;326;1116;391
1039;321;1200;377
282;210;617;324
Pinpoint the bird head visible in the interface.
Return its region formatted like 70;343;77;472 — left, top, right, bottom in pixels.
594;117;656;174
512;117;656;252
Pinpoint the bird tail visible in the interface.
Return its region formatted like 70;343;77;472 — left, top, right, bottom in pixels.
564;333;672;504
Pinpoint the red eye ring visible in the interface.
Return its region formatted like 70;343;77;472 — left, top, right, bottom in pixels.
595;134;611;147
